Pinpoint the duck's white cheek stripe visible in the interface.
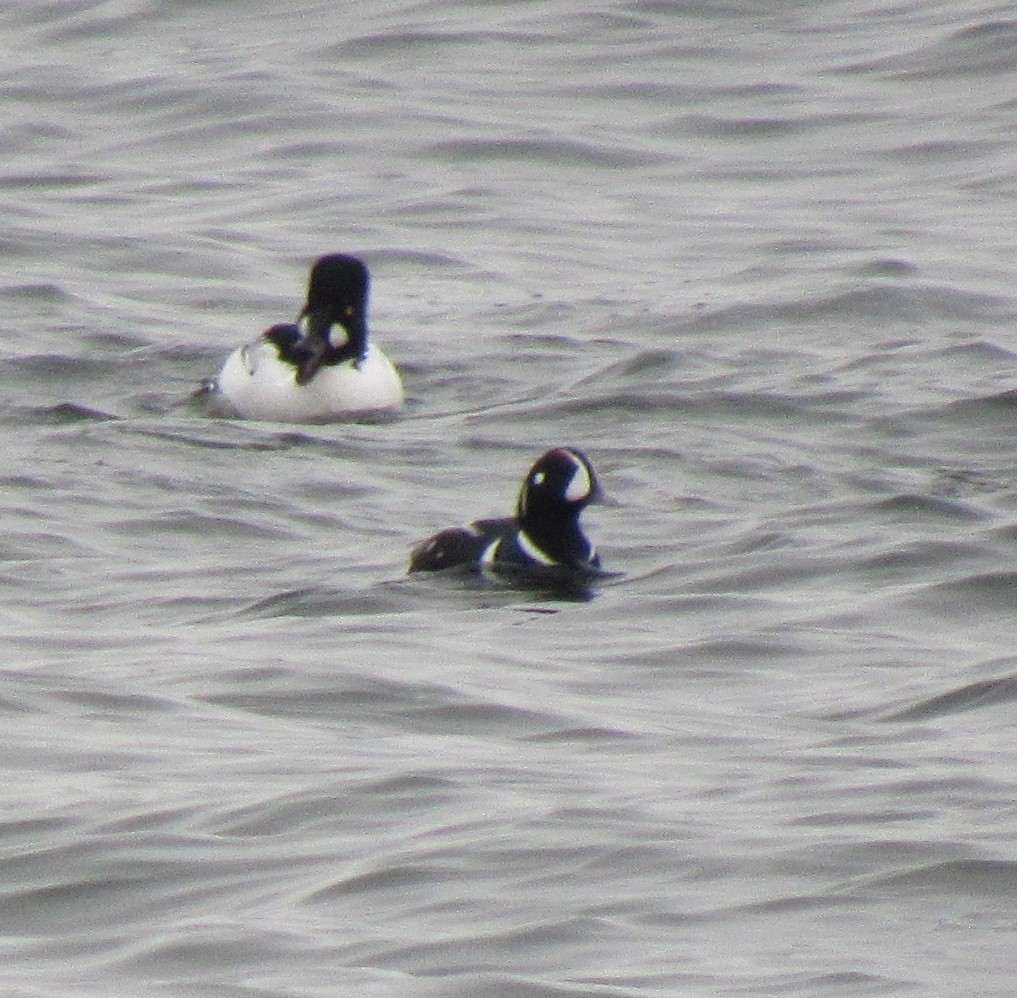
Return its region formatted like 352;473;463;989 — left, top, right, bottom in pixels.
517;530;558;566
564;461;592;503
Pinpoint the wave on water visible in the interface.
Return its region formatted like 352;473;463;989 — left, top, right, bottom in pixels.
886;671;1017;722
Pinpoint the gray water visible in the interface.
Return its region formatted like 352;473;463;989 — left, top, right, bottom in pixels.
2;1;1017;995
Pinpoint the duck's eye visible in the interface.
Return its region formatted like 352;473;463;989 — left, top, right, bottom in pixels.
344;306;355;317
532;471;546;486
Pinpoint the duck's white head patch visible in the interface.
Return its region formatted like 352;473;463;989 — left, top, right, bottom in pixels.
564;454;593;503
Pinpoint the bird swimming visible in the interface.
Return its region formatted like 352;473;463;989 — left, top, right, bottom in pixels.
409;447;607;588
208;253;403;423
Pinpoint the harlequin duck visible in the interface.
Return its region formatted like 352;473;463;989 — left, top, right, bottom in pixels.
410;447;606;586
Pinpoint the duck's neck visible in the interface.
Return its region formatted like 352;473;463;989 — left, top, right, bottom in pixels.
518;511;592;566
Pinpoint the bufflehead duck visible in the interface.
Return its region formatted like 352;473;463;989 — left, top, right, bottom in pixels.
210;254;403;423
409;447;606;585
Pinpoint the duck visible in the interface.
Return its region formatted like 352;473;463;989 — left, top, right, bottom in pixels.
409;447;606;586
208;254;404;423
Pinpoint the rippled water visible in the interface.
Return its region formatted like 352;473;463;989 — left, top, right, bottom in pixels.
3;1;1017;995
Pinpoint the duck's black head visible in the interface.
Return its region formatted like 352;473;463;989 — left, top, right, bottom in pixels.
517;448;601;524
294;254;371;384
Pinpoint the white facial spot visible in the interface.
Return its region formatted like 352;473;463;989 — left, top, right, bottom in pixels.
564;458;592;503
